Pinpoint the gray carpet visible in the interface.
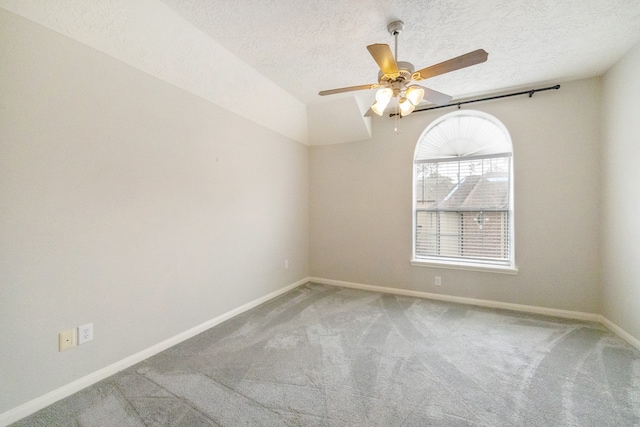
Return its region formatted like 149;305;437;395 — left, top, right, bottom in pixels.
13;283;640;426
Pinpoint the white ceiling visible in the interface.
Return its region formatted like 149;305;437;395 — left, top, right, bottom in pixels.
4;0;640;144
160;0;640;106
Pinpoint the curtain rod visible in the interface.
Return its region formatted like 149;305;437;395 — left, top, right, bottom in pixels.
390;84;561;117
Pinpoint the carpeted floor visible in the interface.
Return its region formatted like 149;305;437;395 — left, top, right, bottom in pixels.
13;283;640;426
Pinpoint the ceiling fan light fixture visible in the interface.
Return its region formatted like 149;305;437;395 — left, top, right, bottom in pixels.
371;87;393;115
371;101;386;116
405;85;425;106
399;97;415;116
376;87;393;103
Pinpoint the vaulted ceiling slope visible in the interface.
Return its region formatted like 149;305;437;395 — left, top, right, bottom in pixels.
3;1;640;145
0;0;309;144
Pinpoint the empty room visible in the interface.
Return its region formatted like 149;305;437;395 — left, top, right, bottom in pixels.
1;1;640;425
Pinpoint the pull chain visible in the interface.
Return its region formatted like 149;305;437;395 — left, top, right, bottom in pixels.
395;97;400;133
394;31;399;133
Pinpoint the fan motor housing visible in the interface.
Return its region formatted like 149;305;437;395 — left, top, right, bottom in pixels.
378;60;415;84
396;61;415;80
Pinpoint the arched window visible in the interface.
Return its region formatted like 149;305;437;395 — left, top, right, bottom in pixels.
412;110;516;273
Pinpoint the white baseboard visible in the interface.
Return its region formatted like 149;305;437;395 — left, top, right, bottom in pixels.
0;277;311;427
310;277;640;352
598;315;640;351
310;277;602;322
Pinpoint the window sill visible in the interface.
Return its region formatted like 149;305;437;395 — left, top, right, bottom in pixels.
410;259;519;275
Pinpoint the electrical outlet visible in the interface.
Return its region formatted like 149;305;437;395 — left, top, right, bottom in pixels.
78;323;93;345
435;276;442;286
59;329;76;351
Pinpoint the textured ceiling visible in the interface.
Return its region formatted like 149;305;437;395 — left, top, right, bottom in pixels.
4;0;640;144
160;0;640;105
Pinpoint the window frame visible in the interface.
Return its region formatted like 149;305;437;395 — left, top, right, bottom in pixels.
411;110;518;274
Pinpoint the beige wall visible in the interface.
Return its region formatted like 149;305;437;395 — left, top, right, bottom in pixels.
0;10;308;413
602;40;640;340
310;78;602;313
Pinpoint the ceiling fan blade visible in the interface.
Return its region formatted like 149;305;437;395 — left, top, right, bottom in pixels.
421;87;453;105
367;44;399;75
415;49;488;80
318;83;379;96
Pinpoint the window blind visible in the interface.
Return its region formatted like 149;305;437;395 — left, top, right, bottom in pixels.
415;156;511;264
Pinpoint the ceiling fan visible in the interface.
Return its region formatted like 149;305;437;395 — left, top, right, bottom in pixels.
318;21;488;117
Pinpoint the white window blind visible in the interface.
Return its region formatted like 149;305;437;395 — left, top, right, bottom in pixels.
412;111;515;270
